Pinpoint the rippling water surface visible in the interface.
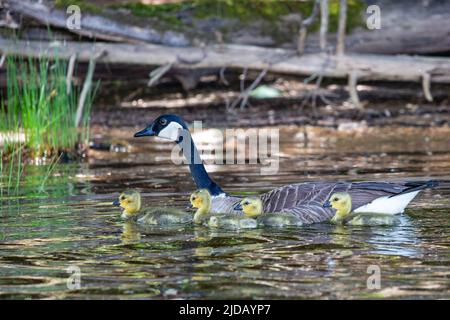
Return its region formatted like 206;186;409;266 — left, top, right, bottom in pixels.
1;125;449;299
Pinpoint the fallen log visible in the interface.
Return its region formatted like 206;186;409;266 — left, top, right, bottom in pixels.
5;0;189;47
1;38;450;85
6;0;450;55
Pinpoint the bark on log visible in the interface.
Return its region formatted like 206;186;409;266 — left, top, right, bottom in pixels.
5;0;189;47
1;38;450;84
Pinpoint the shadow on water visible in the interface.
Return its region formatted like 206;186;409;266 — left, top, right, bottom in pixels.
0;125;449;299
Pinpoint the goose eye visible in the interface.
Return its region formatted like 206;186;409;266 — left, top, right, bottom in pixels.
333;197;339;201
120;195;125;200
192;196;196;200
159;118;167;125
243;201;249;205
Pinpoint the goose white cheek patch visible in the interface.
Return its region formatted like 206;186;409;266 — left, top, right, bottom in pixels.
158;122;183;141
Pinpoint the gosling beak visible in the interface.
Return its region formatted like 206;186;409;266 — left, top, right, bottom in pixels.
186;203;193;210
112;199;120;207
323;200;332;208
134;125;155;138
234;203;243;211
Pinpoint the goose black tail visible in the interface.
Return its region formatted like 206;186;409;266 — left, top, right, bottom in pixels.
390;180;439;198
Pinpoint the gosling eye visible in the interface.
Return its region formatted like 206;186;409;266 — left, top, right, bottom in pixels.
333;197;339;202
243;201;249;206
191;196;196;201
120;195;125;200
159;118;168;126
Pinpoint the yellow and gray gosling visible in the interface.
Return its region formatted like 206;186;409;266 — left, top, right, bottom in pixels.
114;190;141;220
113;190;191;225
239;197;302;228
207;197;262;230
324;192;399;226
190;189;212;224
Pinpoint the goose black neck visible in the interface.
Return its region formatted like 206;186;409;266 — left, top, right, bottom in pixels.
178;131;224;196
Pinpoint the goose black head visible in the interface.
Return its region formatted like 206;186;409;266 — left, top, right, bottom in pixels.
134;114;188;143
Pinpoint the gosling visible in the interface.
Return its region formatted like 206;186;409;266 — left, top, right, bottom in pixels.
113;190;191;225
189;189;212;224
324;192;400;226
235;197;302;228
206;197;262;230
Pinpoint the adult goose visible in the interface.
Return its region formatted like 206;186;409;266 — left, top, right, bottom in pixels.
134;114;438;224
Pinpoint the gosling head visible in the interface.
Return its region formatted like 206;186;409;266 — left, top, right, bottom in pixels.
234;197;263;218
113;190;141;219
190;189;212;224
134;114;188;143
323;192;352;220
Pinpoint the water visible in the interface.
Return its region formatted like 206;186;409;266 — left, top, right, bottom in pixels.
0;125;449;299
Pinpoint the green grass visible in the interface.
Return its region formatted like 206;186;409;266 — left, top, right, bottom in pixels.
0;56;94;157
0;55;97;197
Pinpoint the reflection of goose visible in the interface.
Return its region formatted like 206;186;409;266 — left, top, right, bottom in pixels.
134;114;438;224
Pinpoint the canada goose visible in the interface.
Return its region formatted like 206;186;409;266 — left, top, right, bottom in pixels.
235;197;302;227
134;114;438;223
113;190;191;225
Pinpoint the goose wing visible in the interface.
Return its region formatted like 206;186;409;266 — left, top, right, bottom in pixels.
260;181;423;224
210;194;242;214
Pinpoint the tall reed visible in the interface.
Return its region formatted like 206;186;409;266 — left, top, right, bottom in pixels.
0;55;97;196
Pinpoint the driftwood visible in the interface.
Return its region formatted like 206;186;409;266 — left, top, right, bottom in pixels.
1;38;450;85
5;0;189;47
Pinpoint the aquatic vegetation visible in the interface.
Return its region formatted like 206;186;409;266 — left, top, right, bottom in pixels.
0;56;95;157
0;56;97;197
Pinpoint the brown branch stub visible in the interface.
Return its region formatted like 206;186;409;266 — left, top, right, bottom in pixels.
422;72;433;102
75;50;105;128
148;62;173;87
66;53;77;95
297;0;320;55
348;71;362;109
336;0;347;56
0;53;5;68
319;0;329;51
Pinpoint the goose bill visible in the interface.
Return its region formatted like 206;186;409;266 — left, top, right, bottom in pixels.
134;125;155;137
